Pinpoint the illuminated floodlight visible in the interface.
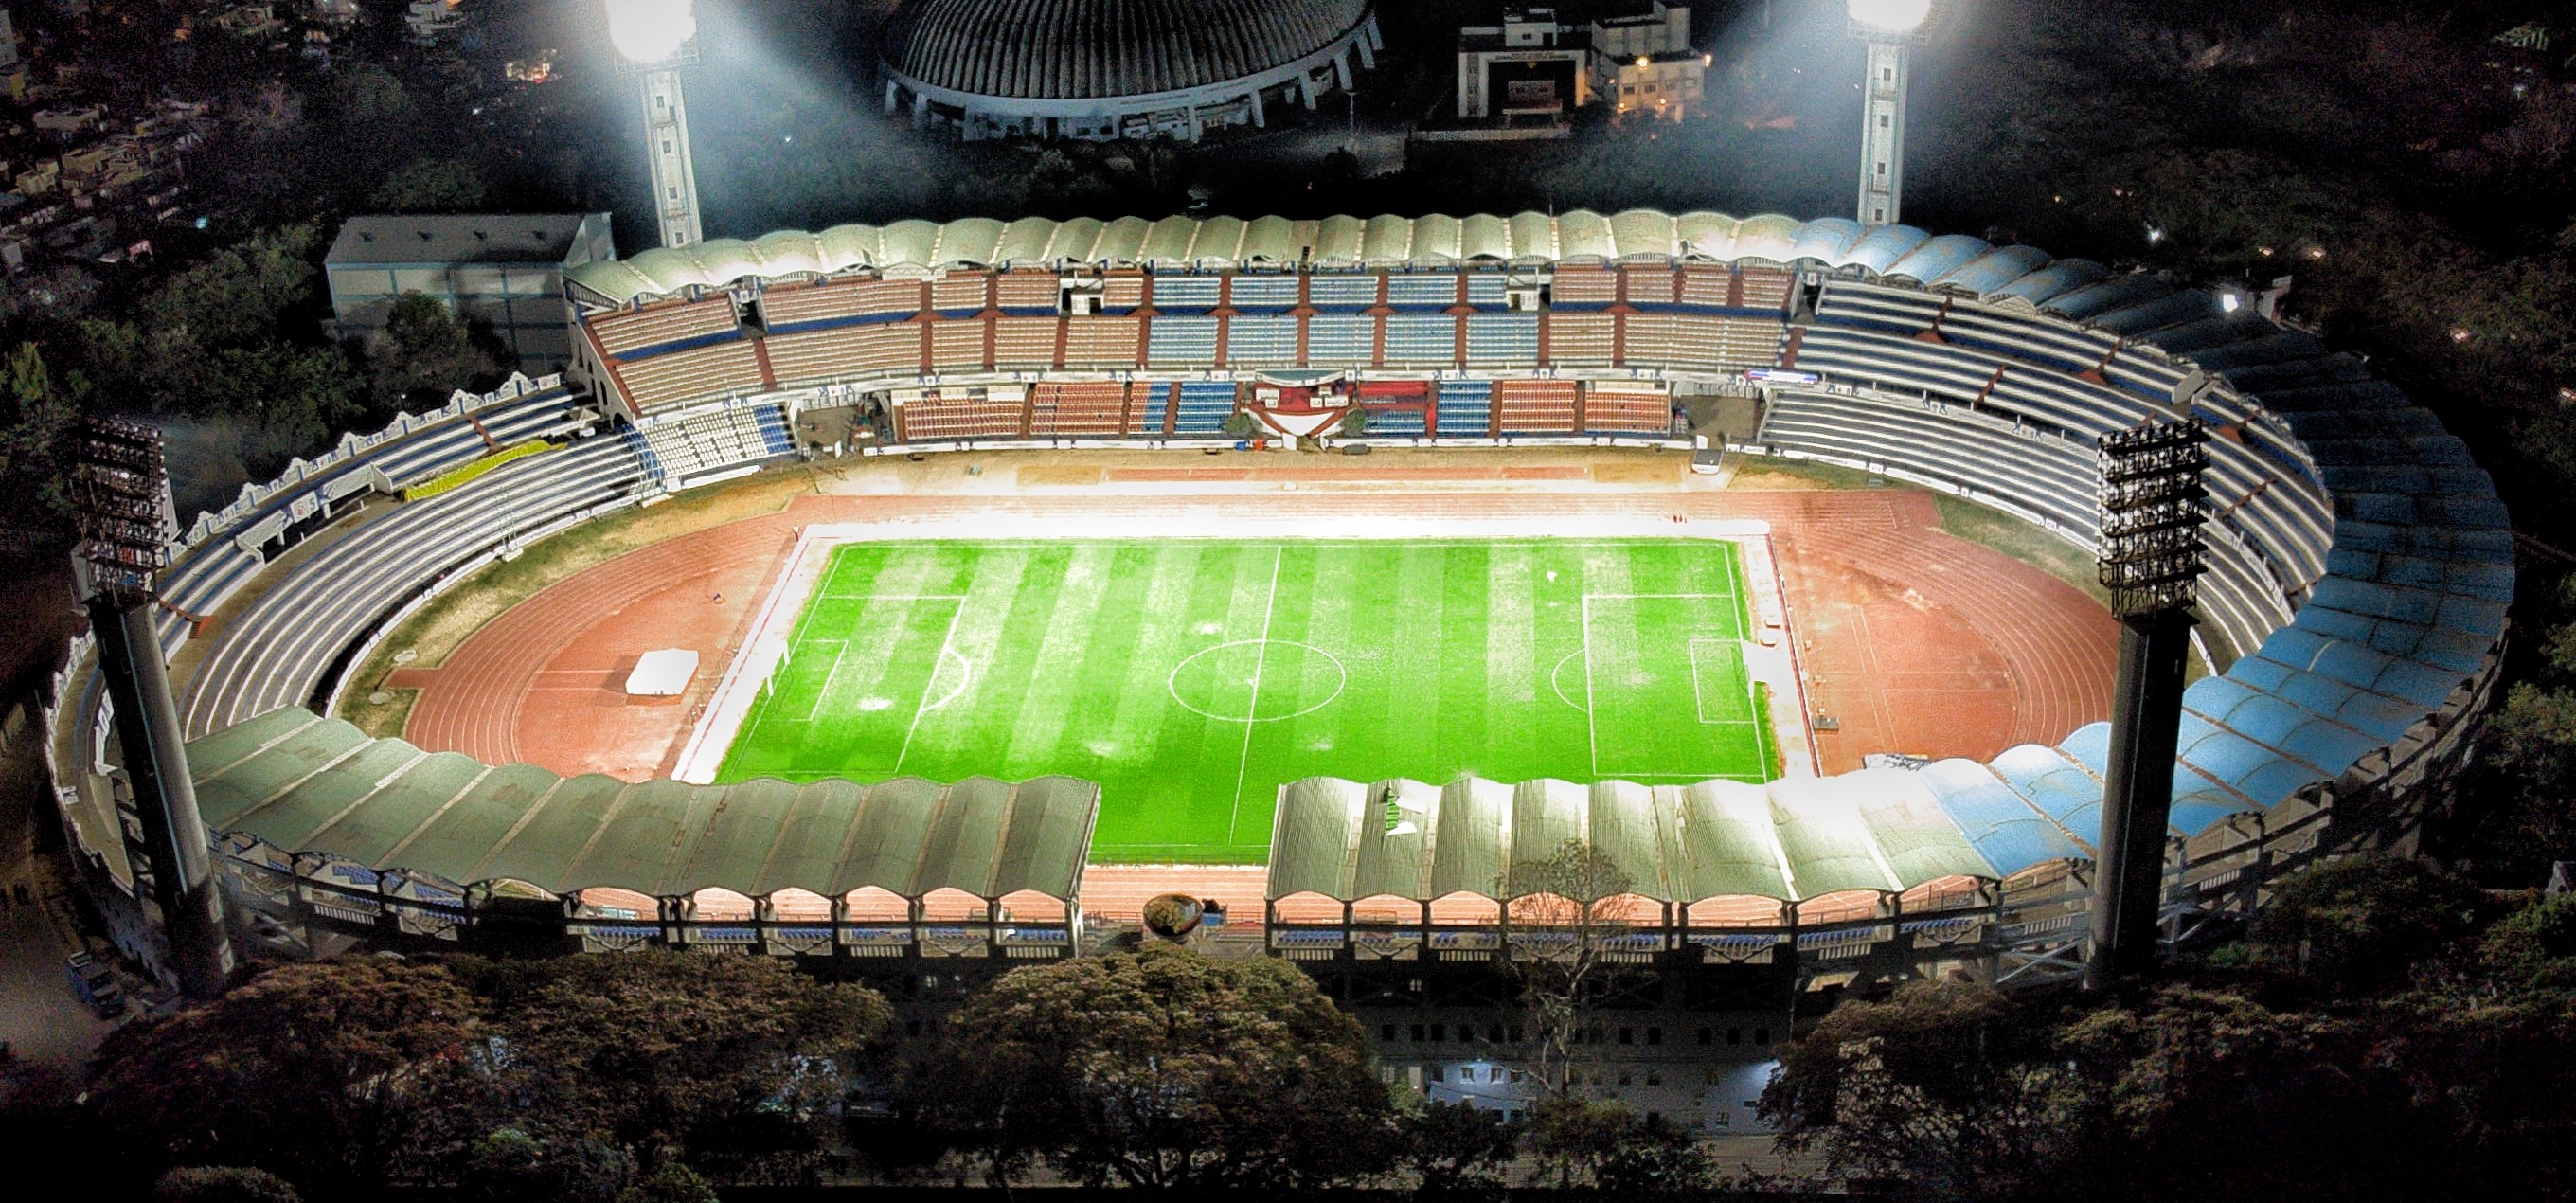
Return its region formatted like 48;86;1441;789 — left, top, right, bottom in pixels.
607;0;696;64
1848;0;1932;34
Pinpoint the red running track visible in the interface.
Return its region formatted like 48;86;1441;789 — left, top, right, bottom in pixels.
399;489;2116;788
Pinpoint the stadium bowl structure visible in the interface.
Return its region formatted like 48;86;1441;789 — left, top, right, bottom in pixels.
45;210;2509;992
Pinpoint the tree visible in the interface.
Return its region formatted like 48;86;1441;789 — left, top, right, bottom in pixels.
456;1127;633;1203
0;342;81;530
934;944;1397;1190
1398;1098;1518;1195
1498;837;1640;1098
1759;977;2074;1202
2247;854;2491;998
2054;988;2444;1203
371;159;488;213
152;1167;301;1203
465;952;889;1176
617;1162;721;1203
89;958;492;1194
369;292;501;412
1520;1097;1715;1193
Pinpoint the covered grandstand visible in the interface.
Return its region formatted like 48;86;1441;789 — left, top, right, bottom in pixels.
43;209;2510;992
189;708;1100;959
879;0;1384;142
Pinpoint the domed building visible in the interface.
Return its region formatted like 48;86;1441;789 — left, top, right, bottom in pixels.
880;0;1383;142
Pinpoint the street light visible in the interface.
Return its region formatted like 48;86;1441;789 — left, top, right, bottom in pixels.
607;0;704;249
1847;0;1931;226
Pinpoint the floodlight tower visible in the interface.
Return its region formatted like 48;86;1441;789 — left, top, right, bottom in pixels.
70;418;236;1000
2085;420;2211;990
1847;0;1931;226
607;0;704;249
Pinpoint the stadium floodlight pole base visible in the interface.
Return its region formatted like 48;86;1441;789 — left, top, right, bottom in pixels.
2084;608;2192;991
86;594;237;1000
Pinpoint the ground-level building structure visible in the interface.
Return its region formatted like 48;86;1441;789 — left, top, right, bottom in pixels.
325;213;616;375
879;0;1383;142
1458;2;1704;121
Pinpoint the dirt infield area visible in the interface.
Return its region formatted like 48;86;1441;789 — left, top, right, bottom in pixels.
367;452;2116;799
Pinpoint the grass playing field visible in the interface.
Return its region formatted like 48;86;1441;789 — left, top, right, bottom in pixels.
714;539;1778;864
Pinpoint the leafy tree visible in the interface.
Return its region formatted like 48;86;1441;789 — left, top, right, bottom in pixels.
456;1126;633;1203
465;952;889;1175
2247;854;2492;997
1398;1098;1517;1195
1521;1097;1715;1193
1498;838;1640;1098
371;159;489;213
0;342;81;530
2478;891;2576;996
89;958;492;1194
2055;988;2442;1203
368;292;501;412
617;1161;720;1203
935;943;1397;1190
1760;977;2073;1202
152;1167;301;1203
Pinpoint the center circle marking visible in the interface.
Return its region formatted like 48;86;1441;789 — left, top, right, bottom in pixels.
1167;639;1349;723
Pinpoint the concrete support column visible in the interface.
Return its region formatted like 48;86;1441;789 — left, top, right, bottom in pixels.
1333;46;1353;91
883;80;899;113
1249;85;1266;127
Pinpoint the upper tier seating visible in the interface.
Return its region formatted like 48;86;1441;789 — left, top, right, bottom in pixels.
589;297;740;359
614;342;765;414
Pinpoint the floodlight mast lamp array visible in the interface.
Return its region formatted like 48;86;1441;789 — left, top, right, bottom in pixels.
70;418;237;1000
608;0;704;250
2086;419;2211;991
1847;0;1930;227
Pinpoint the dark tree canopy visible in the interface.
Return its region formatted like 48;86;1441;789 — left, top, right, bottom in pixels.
934;944;1397;1190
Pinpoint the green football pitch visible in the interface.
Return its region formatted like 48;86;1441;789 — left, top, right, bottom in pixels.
714;539;1780;864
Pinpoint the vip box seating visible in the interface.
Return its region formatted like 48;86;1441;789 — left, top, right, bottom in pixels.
1028;382;1136;439
896;388;1027;442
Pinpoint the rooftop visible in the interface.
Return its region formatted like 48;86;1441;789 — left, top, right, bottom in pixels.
327;213;599;267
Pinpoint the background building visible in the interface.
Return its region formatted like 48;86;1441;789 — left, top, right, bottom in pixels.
325;213;615;375
880;0;1384;142
1457;2;1704;122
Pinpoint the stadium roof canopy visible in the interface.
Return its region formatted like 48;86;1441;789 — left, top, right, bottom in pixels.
1267;773;2048;906
564;211;2076;306
884;0;1373;101
188;709;1100;902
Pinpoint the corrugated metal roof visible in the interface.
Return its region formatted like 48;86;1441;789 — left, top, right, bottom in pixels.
883;0;1372;100
1267;774;1995;905
190;709;1099;901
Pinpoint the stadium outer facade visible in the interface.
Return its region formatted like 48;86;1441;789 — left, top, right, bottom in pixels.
879;0;1385;143
42;209;2509;996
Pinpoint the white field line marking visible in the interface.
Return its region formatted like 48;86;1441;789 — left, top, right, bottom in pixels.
1227;547;1285;842
792;596;966;724
921;647;975;714
1583;595;1601;778
796;639;851;724
892;599;970;774
1588;596;1760;779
